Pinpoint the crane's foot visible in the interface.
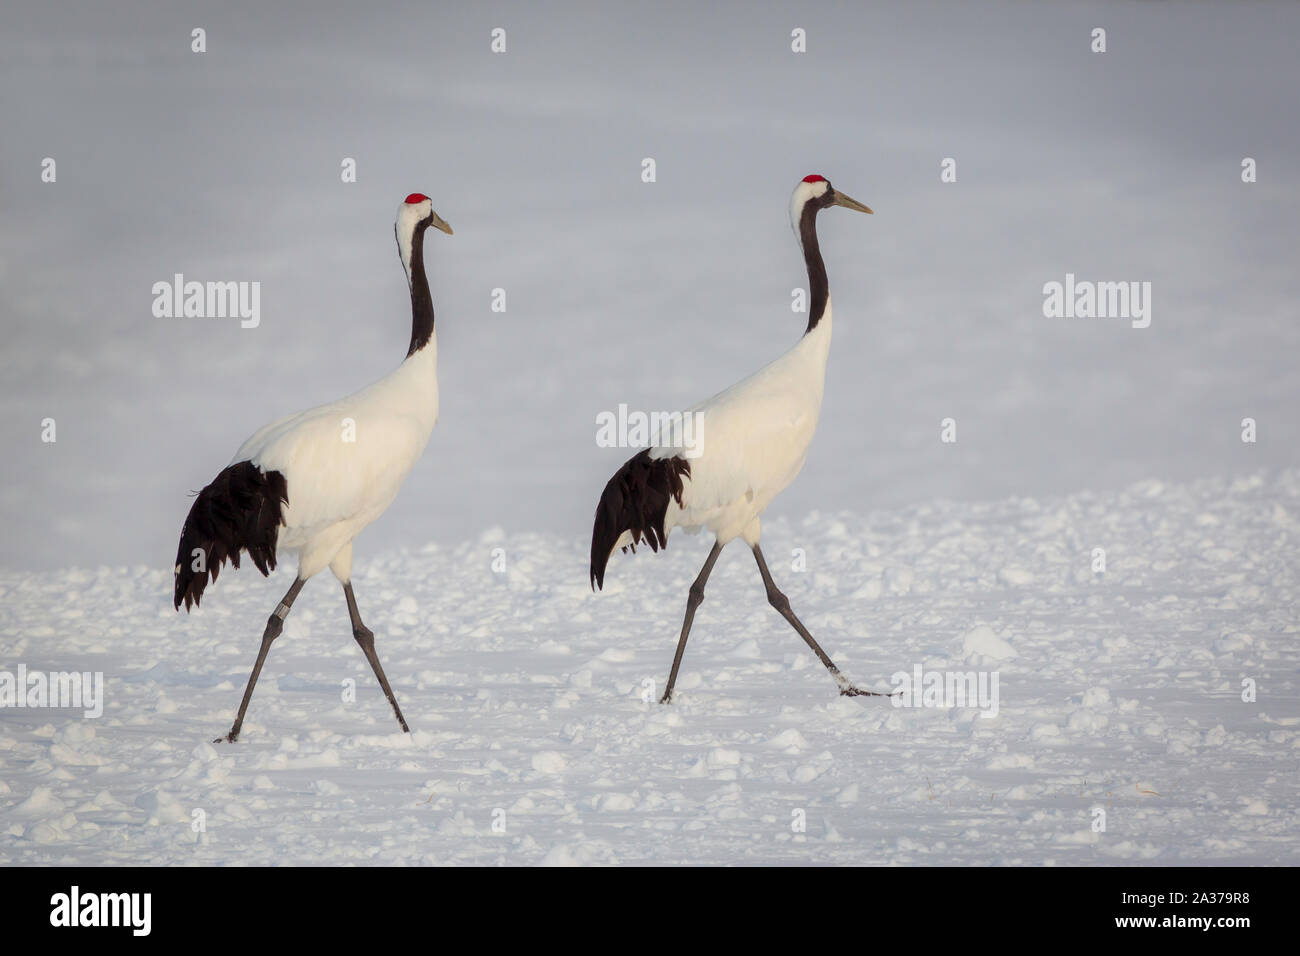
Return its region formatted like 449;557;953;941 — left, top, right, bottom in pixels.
213;727;241;743
834;672;902;698
839;685;897;698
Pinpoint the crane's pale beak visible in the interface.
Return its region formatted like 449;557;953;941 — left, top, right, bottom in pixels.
832;191;873;215
431;212;454;235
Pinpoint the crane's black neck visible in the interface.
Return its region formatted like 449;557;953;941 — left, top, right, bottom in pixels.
406;223;434;358
800;196;832;335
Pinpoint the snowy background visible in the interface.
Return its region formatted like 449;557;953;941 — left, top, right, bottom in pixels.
1;1;1297;864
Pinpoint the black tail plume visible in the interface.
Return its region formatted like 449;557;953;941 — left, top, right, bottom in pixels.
589;450;690;590
173;461;289;611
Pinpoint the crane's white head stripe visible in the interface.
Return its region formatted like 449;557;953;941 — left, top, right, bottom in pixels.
395;196;433;285
790;178;831;248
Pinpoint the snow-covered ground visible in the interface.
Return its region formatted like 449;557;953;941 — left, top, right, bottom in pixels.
2;470;1296;865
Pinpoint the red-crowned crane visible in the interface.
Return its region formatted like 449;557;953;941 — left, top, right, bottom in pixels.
590;174;886;704
173;193;452;742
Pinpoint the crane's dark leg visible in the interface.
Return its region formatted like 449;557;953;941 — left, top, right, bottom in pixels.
661;540;724;704
217;577;306;743
344;582;410;733
752;544;890;698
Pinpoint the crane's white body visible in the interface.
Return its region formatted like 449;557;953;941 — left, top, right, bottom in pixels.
645;306;832;548
226;196;443;585
233;344;438;582
615;178;844;554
